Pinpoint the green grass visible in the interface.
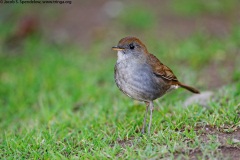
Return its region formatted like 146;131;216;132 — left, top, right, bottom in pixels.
1;2;240;157
0;31;239;159
119;5;156;30
171;0;240;16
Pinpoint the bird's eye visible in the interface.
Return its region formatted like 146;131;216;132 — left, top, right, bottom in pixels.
129;43;135;50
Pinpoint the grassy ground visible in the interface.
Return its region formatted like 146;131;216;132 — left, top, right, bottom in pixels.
1;1;240;159
0;32;239;159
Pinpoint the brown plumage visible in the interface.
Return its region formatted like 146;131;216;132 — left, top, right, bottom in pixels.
147;53;199;94
113;36;200;134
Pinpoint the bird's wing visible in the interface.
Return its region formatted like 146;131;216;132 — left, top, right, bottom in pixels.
147;53;178;81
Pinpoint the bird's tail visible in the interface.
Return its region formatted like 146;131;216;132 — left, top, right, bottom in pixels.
178;82;200;94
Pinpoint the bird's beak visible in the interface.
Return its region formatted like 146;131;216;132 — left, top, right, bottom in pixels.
112;46;124;51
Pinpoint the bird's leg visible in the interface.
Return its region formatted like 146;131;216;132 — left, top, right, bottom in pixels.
141;102;149;134
148;101;154;134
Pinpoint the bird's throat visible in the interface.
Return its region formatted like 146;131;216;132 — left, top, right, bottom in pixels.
117;51;127;62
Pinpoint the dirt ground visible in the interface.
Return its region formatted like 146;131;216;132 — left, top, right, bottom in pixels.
3;0;239;46
112;126;240;159
44;0;240;45
189;126;240;159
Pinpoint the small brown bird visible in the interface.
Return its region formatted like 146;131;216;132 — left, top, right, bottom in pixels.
112;36;200;134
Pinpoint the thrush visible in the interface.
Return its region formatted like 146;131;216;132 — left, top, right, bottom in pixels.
112;36;200;134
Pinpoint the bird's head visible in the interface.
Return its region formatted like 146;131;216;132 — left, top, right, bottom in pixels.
112;36;148;62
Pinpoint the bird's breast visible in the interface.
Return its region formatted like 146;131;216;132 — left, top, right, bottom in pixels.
114;60;170;101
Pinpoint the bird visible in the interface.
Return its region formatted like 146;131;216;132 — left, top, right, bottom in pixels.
112;36;200;134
